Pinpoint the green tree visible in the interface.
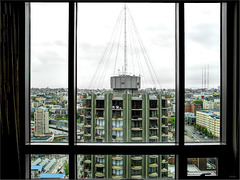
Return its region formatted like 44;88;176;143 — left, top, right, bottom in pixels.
51;100;57;105
192;100;203;106
64;161;69;176
203;128;208;135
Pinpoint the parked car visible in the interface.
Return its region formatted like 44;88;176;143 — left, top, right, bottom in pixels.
200;135;203;138
193;132;195;134
205;136;208;139
192;135;195;138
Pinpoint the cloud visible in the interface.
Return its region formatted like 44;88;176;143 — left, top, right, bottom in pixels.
186;23;220;49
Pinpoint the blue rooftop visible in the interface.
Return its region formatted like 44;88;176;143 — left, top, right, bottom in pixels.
31;165;42;172
210;115;220;119
40;172;65;179
198;110;211;113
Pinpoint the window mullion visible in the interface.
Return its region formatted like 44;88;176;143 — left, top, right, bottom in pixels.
68;2;77;179
175;2;186;179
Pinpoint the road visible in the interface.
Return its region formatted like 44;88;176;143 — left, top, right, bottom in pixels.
185;124;219;142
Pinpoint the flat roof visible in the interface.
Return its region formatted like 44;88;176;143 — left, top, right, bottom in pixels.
31;165;42;172
40;172;65;179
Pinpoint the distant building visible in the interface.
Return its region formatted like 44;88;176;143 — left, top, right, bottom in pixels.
187;116;196;125
203;100;220;111
196;110;220;138
185;103;202;115
31;102;39;108
34;110;50;136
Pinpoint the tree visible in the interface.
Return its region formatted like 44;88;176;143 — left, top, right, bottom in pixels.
203;128;208;135
64;161;69;176
192;100;203;106
51;100;57;105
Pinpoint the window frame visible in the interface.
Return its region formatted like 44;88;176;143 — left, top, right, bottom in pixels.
19;1;239;179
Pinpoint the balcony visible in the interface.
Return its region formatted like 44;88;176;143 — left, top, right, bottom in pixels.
131;156;142;160
132;117;142;121
161;124;168;128
112;136;123;141
95;172;104;177
149;163;158;168
95;135;104;139
112;127;123;131
112;156;123;160
149;172;158;177
95;155;104;158
95;126;104;130
112;166;123;170
112;175;123;179
84;124;91;128
131;137;142;141
149;126;158;130
131;175;142;179
84;160;91;164
131;166;142;170
95;163;104;168
149;116;158;120
131;127;142;131
149;155;158;158
149;136;158;140
162;133;168;137
161;159;168;164
112;117;123;120
161;168;168;172
84;133;91;137
84;169;91;172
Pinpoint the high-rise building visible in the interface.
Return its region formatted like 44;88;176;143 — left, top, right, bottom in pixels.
78;154;174;179
79;93;170;143
34;109;49;136
78;73;171;143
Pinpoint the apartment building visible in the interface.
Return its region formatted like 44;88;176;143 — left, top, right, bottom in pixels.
203;99;220;111
34;109;50;136
196;110;220;138
78;154;173;179
79;93;170;143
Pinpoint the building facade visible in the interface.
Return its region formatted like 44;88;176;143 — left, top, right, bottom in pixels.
203;100;220;111
196;110;220;138
34;109;49;136
79;93;171;143
78;154;174;179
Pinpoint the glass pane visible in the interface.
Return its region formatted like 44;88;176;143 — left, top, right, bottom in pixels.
31;154;69;179
30;3;69;142
77;154;175;179
185;3;220;142
187;158;217;176
77;3;175;143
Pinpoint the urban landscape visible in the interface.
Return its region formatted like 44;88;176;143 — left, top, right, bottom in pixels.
30;3;220;179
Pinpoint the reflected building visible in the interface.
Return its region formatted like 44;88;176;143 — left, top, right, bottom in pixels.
78;154;174;179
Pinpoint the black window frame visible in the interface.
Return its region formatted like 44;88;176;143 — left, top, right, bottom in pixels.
18;1;239;179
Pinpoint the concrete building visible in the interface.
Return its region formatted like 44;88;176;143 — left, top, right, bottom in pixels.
203;100;220;111
196;110;220;138
79;74;171;143
78;154;173;179
185;103;202;116
34;110;50;136
79;93;170;143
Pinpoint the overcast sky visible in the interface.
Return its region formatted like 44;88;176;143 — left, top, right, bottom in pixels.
31;3;220;89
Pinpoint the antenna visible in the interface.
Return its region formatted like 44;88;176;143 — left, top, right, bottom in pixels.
124;4;127;75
